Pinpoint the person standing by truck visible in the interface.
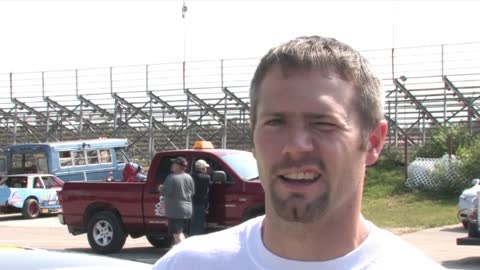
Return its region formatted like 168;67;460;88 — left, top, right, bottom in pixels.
159;157;195;245
190;159;211;236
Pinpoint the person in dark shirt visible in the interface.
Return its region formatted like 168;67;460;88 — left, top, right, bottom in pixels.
190;159;211;235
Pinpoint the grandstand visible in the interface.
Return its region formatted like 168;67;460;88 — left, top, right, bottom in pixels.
0;42;479;160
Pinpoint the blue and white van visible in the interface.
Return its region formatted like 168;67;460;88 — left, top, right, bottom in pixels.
3;139;135;181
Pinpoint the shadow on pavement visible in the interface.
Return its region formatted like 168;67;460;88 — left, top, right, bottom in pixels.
0;214;24;221
442;257;480;269
440;225;467;233
0;213;58;222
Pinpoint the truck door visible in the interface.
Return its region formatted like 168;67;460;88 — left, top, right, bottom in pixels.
192;156;243;226
143;154;189;233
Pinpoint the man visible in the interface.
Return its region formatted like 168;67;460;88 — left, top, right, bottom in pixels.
190;159;211;236
159;156;195;244
135;165;147;182
153;36;445;269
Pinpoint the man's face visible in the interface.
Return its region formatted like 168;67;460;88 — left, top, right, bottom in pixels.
253;65;381;223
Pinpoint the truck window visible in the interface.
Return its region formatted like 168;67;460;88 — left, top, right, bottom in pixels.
86;150;99;165
221;152;259;181
59;151;73;167
99;149;112;164
193;156;234;184
73;151;86;166
154;156;185;184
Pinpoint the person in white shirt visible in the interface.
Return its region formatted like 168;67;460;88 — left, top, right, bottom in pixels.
152;35;446;270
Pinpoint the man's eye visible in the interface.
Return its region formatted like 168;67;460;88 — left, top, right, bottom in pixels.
313;122;336;128
265;119;285;126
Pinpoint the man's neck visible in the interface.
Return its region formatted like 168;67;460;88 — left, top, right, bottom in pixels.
261;209;368;261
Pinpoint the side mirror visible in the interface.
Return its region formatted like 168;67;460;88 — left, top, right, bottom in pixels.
211;170;227;184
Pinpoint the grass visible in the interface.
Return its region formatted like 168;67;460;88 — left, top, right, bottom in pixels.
362;164;459;231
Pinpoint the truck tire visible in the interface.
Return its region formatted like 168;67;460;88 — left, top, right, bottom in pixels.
22;198;40;219
146;235;174;248
87;211;127;254
468;222;480;238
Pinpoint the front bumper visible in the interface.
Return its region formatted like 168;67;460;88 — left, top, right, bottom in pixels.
40;207;62;215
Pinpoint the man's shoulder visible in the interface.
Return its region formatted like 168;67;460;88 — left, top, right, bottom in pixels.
181;172;193;180
193;173;210;181
152;216;263;269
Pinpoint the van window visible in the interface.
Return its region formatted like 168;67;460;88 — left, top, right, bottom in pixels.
99;149;112;164
73;151;86;166
37;156;48;173
12;154;23;170
12;152;48;173
0;158;6;171
115;148;127;164
59;151;73;167
86;150;99;165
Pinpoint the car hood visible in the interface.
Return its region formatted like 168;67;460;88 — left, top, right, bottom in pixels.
461;185;480;198
0;247;152;270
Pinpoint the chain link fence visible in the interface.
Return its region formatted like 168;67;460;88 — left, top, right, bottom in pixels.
406;154;469;192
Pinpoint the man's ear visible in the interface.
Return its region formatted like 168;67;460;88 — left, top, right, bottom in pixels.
366;120;388;166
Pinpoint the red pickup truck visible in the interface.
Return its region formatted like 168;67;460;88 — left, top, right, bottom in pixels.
57;142;265;253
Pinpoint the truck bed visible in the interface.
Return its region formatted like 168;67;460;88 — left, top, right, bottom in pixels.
60;181;145;233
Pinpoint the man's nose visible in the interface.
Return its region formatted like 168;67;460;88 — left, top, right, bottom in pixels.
282;127;314;158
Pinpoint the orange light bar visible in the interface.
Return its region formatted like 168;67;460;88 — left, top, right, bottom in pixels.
193;141;214;150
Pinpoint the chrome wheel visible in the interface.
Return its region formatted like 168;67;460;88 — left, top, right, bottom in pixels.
92;220;113;247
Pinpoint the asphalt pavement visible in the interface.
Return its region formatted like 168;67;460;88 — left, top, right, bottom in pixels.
0;214;479;269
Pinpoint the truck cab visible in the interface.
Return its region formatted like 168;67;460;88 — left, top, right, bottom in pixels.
142;142;264;233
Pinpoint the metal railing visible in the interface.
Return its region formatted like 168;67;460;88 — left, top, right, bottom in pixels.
0;42;479;159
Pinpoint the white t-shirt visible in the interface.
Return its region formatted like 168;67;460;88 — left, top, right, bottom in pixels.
152;216;445;270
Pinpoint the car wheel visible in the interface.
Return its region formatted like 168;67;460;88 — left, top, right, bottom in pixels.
22;199;40;219
87;211;126;254
146;235;174;248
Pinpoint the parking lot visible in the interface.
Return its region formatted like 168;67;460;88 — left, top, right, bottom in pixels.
0;214;479;269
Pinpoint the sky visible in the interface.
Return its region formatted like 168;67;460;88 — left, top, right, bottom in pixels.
0;0;479;73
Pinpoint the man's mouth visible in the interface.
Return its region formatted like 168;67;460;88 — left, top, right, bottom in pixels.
280;172;320;184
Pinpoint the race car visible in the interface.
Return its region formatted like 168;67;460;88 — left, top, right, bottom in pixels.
0;174;63;219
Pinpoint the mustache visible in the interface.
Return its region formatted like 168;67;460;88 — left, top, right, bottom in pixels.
269;156;326;174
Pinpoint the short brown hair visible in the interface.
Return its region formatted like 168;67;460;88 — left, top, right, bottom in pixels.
249;36;384;148
171;156;188;168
